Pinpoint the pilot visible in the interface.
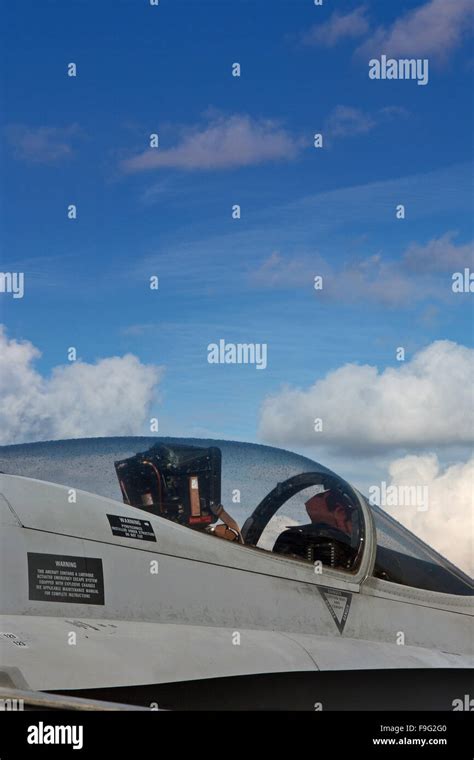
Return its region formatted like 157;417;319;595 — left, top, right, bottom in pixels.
305;489;353;536
272;487;356;567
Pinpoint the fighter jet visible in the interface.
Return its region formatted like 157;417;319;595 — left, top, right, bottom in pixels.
0;441;472;710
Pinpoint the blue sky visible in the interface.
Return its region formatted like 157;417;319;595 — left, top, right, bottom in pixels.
1;0;473;454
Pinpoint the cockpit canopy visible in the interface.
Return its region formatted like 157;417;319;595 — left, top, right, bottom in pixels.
114;442;473;597
1;437;471;597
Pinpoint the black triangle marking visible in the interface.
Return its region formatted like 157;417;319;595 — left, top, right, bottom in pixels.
318;586;352;634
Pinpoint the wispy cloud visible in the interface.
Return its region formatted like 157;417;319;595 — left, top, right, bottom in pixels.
302;1;473;66
327;105;375;137
248;232;472;306
249;251;428;306
403;232;474;273
357;0;474;64
132;163;472;304
321;253;429;307
302;5;369;47
121;113;302;173
121;323;158;337
249;251;318;289
5;123;83;164
325;104;407;140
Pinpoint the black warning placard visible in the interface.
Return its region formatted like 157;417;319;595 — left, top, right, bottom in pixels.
27;553;105;605
107;514;156;541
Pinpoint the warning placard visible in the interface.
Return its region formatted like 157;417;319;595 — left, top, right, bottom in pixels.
107;514;156;541
318;586;352;634
27;553;105;605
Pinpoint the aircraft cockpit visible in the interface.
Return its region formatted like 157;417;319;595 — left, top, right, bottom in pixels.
115;442;473;597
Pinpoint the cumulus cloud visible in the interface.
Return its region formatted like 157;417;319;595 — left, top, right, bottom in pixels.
0;327;162;444
121;114;301;172
5;124;82;164
384;454;473;576
258;340;474;453
357;0;474;64
303;6;370;47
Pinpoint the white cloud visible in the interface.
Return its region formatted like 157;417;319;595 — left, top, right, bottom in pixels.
0;327;163;444
384;454;473;576
5;124;82;164
303;6;370;47
258;340;474;453
357;0;474;63
122;114;301;172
